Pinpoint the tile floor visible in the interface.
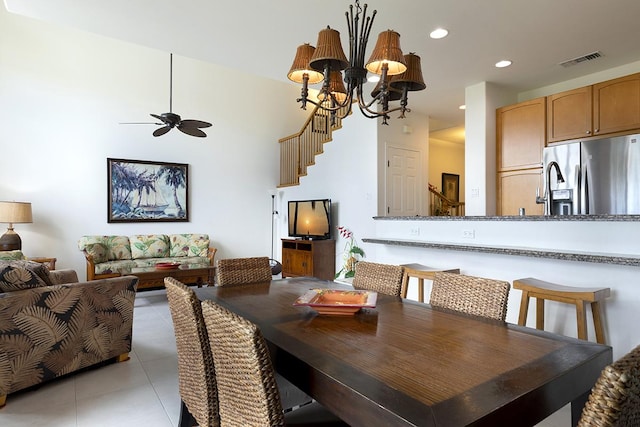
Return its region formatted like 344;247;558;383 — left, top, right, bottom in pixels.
1;289;571;427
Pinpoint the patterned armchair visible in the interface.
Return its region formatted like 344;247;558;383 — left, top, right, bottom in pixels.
0;266;138;407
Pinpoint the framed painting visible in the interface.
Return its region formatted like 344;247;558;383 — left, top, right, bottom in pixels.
107;158;189;222
442;173;460;202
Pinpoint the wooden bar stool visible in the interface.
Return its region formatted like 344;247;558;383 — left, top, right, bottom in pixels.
400;263;460;302
513;277;610;344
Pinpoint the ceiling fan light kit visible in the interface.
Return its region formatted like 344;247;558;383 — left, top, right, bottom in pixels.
124;53;212;138
287;0;426;125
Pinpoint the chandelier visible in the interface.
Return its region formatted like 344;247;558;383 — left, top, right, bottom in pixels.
287;0;426;125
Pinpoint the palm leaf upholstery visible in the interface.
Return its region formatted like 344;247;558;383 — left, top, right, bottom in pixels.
0;275;138;406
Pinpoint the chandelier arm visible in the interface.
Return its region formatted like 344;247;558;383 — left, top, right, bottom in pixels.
296;73;310;110
348;6;356;68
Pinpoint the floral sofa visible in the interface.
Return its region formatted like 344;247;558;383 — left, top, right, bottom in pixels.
0;259;138;407
78;234;216;285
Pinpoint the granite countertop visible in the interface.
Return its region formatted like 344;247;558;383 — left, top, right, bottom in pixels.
362;238;640;267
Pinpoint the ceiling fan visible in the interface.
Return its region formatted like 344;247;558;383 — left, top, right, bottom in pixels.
124;53;212;137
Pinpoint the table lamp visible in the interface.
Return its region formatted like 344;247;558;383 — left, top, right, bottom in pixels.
0;201;33;251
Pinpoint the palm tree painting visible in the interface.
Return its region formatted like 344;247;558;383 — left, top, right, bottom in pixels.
108;158;188;222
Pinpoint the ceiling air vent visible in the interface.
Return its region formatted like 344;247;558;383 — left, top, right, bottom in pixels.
559;51;603;68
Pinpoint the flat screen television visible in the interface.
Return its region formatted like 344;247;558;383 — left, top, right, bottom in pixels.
288;199;332;240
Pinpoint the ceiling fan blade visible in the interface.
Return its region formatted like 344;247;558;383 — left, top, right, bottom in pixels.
177;125;207;137
153;126;172;137
180;119;212;128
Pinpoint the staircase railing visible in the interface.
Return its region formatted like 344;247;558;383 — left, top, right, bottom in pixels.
278;104;350;187
428;183;465;216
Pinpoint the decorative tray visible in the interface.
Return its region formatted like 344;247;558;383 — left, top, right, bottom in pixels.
293;289;377;315
155;262;181;270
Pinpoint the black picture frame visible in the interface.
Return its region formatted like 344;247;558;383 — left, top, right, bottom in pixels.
107;158;189;223
442;173;460;202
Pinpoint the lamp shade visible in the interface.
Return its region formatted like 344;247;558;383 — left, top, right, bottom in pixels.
390;53;426;92
365;30;407;76
309;27;349;72
318;70;347;103
288;44;324;84
0;201;33;224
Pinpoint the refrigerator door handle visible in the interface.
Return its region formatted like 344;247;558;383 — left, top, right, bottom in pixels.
574;164;581;215
581;163;589;214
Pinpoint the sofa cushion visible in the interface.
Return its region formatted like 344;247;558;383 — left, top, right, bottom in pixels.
78;236;132;261
130;234;170;259
84;243;109;264
169;234;210;257
0;261;51;292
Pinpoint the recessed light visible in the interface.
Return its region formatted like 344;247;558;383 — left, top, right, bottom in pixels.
367;75;380;83
495;60;512;68
430;28;449;39
459;105;466;110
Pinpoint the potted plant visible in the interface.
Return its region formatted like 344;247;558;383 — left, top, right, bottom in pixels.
335;226;365;279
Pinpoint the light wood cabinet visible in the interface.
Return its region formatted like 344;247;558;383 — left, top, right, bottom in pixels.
281;239;335;280
547;73;640;143
497;169;544;216
547;86;592;142
497;97;546;171
593;73;640;135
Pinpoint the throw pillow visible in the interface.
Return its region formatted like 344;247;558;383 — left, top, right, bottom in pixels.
130;234;170;259
0;260;55;286
0;250;25;261
169;234;210;257
0;264;49;293
84;243;109;264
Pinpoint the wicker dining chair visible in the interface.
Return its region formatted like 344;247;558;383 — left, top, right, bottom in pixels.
430;272;510;321
578;344;640;427
201;300;348;427
216;256;272;286
165;277;219;427
352;261;405;297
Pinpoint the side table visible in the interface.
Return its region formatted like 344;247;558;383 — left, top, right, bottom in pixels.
28;257;57;270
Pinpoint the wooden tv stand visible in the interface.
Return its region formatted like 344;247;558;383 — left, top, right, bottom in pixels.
281;239;335;280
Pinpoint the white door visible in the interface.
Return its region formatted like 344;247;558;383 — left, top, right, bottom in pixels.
386;146;421;216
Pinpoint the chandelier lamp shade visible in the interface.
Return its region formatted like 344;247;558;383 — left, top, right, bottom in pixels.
287;0;426;125
0;201;33;251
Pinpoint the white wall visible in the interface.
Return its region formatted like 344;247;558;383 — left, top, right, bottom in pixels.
0;7;307;277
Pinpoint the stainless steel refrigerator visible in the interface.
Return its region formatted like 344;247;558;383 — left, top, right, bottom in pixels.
541;133;640;215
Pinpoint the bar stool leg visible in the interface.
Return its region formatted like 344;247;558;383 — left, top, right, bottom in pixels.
575;300;588;341
591;301;606;344
418;278;425;303
535;297;545;331
517;290;530;326
401;275;409;299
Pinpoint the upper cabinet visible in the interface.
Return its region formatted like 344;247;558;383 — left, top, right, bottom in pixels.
497;97;546;171
593;73;640;135
547;73;640;143
547;86;592;142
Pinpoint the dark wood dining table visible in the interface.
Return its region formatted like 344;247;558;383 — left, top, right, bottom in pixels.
194;277;612;427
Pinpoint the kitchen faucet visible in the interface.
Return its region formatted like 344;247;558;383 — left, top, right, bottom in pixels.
536;161;565;215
